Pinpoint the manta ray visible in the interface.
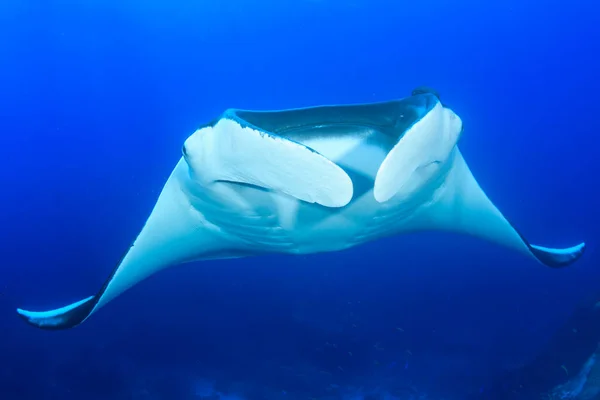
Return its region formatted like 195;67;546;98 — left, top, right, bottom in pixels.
17;88;586;330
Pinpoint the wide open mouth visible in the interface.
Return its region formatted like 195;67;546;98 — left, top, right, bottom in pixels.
224;92;441;152
222;93;442;203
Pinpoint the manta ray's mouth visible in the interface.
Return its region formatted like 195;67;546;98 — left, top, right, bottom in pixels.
229;92;439;149
225;93;441;183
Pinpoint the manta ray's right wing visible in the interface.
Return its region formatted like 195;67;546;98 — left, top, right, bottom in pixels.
375;98;585;268
421;148;585;267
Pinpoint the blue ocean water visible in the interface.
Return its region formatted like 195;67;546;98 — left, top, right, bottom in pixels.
0;0;598;399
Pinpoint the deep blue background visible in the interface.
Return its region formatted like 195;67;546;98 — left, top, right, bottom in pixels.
0;0;598;398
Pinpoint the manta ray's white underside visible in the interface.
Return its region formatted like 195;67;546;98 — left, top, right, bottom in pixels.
17;89;586;330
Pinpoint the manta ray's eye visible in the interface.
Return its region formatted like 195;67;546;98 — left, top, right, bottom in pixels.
182;144;188;158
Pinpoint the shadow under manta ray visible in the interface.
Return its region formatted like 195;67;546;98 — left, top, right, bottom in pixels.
17;88;586;330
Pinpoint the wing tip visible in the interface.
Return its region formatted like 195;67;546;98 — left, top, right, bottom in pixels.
529;242;586;268
16;295;96;330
